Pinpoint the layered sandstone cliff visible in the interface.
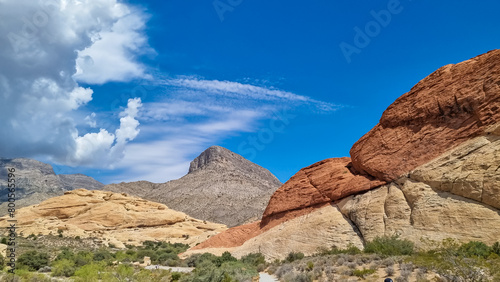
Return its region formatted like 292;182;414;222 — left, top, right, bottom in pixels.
185;50;500;260
0;189;226;248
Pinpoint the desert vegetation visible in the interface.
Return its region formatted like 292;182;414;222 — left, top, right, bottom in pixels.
1;235;500;281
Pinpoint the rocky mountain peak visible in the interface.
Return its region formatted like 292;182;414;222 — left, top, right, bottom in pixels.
188;145;239;173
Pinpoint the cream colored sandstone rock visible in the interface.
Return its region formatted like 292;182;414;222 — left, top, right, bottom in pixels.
410;135;500;209
182;204;364;260
0;189;227;248
338;178;500;247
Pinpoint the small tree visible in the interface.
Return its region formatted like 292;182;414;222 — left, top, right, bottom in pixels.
51;259;76;277
17;251;50;271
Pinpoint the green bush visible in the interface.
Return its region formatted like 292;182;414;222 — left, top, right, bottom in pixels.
17;250;50;271
55;247;75;261
75;251;94;267
458;241;491;258
171;272;182;281
158;252;179;264
93;248;113;262
185;252;219;267
364;235;414;256
240;253;266;267
492;242;500;256
73;262;105;281
0;237;7;245
137;249;158;262
217;251;237;266
285;252;305;263
115;264;134;281
51;259;76;277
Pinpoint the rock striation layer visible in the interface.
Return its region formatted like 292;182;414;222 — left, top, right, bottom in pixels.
185;50;500;260
0;189;226;248
350;50;500;182
104;146;282;227
261;157;385;224
0;158;104;216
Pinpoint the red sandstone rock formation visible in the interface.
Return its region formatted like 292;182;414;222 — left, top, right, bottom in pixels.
261;157;385;223
350;50;500;181
186;49;500;254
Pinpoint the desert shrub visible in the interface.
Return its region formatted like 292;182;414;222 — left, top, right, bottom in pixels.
74;251;93;267
364;235;414;256
114;264;134;281
285;252;305;263
171;272;182;281
492;242;500;256
17;250;50;271
347;262;357;269
0;253;4;270
217;251;237;266
93;248;114;262
240;252;266;267
385;265;395;276
73;262;105;281
275;264;294;279
157;251;178;264
185;252;219;267
306;261;314;271
395;276;408;282
184;260;257;282
0;237;7;244
51;259;76;277
318;243;362;256
136;249;158;262
285;272;313;282
352;268;376;278
458;241;491;258
55;247;75;262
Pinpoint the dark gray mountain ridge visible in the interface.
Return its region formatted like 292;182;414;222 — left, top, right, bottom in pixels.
0;158;104;215
104;146;282;227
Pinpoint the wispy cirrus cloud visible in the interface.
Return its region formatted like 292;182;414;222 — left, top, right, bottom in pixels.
104;76;343;183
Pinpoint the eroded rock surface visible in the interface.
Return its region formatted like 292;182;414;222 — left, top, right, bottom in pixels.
350;50;500;181
262;157;385;223
0;189;226;248
183;205;364;260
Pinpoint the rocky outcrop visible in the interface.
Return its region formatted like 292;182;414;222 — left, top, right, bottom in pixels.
186;50;500;260
104;146;282;227
0;189;226;248
0;158;104;215
339;137;500;246
350;50;500;182
184;205;364;260
261;157;385;224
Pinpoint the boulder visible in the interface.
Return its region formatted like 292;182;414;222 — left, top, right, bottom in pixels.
350;50;500;181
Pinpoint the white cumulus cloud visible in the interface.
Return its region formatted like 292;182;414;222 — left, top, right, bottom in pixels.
0;0;150;167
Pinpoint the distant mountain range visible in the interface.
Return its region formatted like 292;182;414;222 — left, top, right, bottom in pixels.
0;158;104;216
104;146;282;227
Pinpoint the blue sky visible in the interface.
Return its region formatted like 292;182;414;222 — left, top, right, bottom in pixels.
1;0;500;184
